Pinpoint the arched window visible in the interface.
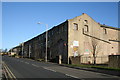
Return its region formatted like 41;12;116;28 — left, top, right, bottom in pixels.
84;25;89;32
104;28;107;34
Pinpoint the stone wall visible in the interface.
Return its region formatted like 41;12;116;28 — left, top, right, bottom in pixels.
23;21;68;63
70;56;81;65
109;55;120;68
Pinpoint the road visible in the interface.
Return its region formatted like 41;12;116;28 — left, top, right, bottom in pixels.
2;55;120;80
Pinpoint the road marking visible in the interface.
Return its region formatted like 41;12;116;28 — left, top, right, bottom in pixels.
65;74;79;79
25;62;29;64
3;65;12;79
3;66;9;80
43;67;56;72
32;64;39;67
3;62;17;80
20;61;23;63
5;63;17;79
48;69;56;72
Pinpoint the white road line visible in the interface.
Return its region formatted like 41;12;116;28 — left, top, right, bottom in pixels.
20;61;23;62
49;69;56;72
65;74;79;79
25;62;29;64
43;67;56;72
32;64;39;67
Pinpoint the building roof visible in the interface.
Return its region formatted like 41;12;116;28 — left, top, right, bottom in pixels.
13;13;120;49
100;24;120;31
70;13;120;31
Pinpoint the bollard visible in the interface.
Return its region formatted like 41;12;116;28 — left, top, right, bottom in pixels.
59;55;62;64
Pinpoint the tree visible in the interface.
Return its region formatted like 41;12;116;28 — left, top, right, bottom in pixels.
90;38;100;65
0;48;8;53
4;48;8;53
0;49;2;53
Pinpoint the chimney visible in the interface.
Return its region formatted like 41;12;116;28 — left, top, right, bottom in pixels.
98;22;100;24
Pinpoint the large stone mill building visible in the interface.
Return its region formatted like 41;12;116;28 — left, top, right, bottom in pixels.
11;13;120;64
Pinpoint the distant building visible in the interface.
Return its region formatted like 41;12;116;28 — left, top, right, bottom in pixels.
13;13;120;64
9;45;21;56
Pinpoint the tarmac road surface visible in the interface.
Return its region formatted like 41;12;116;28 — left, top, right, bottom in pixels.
2;55;120;80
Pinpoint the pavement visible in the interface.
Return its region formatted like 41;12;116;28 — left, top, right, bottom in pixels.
59;64;120;77
2;55;120;80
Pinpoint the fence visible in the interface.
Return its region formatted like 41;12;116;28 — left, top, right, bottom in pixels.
109;55;120;68
81;56;108;64
69;56;108;65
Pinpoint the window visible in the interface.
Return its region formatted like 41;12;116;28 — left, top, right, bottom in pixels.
56;27;59;34
39;36;41;40
64;24;67;32
73;23;78;30
50;31;52;36
41;35;43;39
51;31;53;35
104;28;107;34
48;32;50;38
58;27;60;34
84;25;89;32
84;20;88;24
61;26;64;32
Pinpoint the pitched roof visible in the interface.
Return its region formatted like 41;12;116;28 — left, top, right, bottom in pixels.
100;24;120;31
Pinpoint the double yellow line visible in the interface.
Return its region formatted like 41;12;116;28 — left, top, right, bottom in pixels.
2;61;17;80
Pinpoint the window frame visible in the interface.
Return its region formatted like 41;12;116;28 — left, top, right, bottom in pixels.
104;28;107;34
84;25;89;32
84;20;88;24
73;23;78;30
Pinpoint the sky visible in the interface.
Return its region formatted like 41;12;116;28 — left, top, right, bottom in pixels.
2;2;118;50
0;2;2;50
1;0;120;2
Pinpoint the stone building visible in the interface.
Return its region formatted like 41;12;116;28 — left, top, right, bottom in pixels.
68;13;120;64
14;13;120;64
23;21;68;63
8;45;21;56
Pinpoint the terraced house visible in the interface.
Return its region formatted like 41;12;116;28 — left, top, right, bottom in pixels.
12;13;120;64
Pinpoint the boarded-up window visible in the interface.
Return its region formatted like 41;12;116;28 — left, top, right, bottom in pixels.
73;23;78;30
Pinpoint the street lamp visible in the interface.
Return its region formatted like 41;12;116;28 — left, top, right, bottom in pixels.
37;22;48;62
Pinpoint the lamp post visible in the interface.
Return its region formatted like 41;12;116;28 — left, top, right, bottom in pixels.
37;22;48;62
